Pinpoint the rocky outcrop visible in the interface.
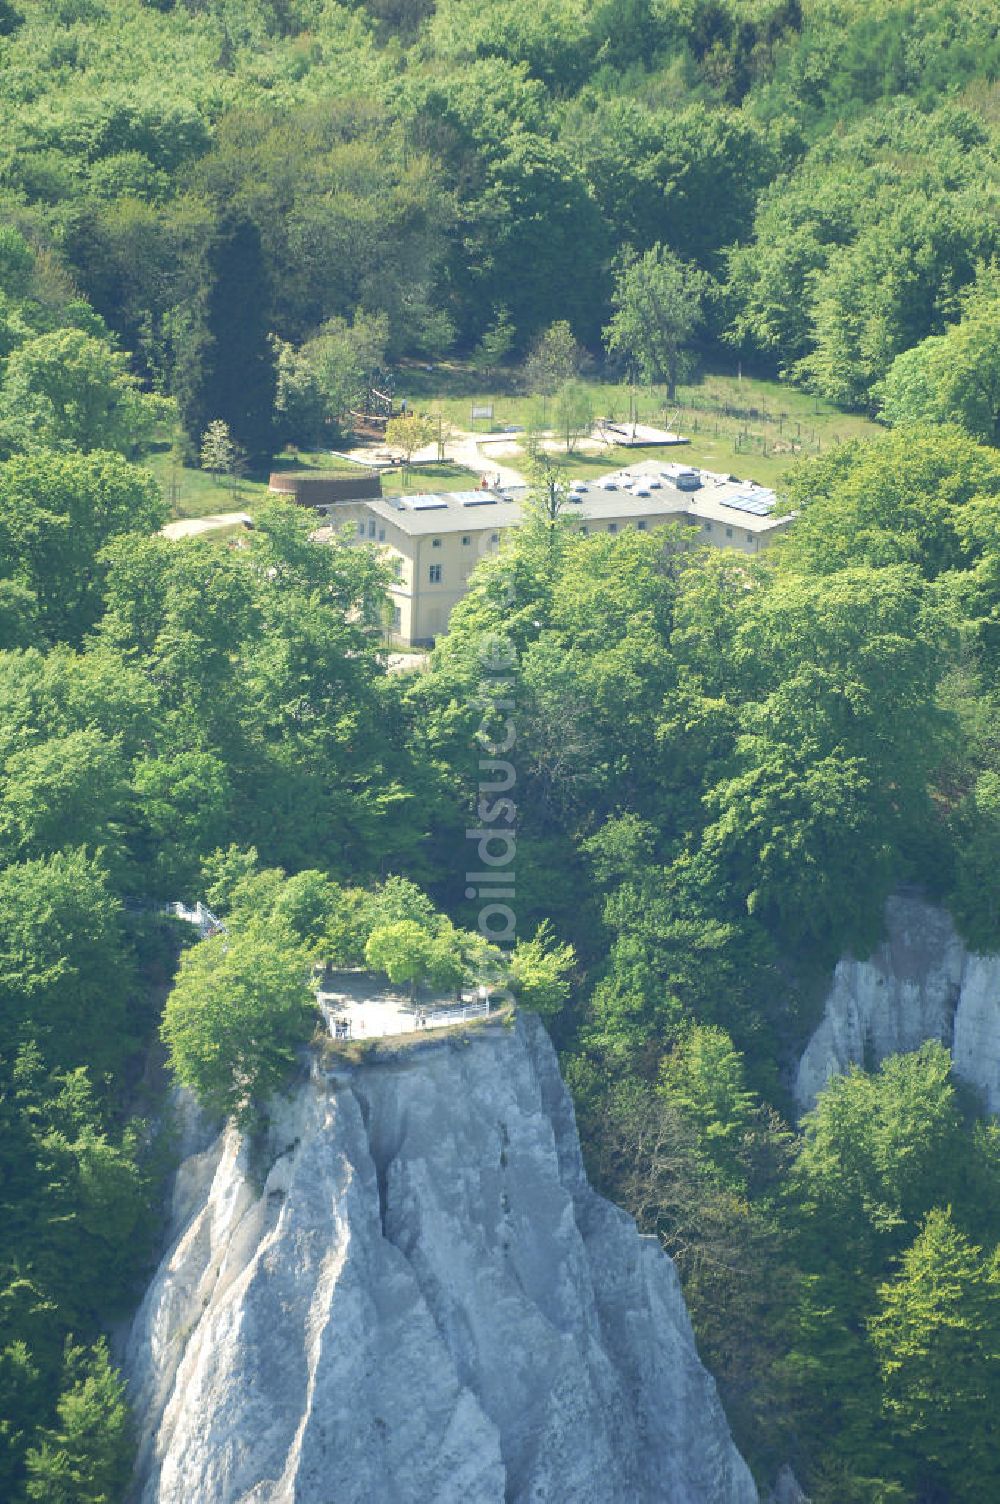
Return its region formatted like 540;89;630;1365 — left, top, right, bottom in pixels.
767;1466;809;1504
795;895;1000;1113
127;1015;757;1504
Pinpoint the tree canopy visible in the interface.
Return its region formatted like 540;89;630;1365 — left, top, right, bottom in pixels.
604;245;709;400
5;4;1000;1499
161;922;315;1125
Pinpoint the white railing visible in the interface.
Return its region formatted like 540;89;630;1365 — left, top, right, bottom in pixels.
123;898;226;936
424;999;491;1027
318;993;491;1042
164;901;224;936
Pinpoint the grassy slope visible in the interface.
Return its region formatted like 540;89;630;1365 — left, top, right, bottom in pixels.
400;365;883;491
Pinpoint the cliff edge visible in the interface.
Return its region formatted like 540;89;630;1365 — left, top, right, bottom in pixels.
126;1014;757;1504
796;894;1000;1112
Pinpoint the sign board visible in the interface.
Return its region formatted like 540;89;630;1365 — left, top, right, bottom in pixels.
471;404;494;421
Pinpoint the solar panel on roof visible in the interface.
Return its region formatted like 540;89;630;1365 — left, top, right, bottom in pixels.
722;491;775;517
407;496;448;511
460;494;498;507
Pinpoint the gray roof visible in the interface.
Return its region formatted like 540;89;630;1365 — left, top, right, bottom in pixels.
358;464;791;538
366;494;526;536
594;461;787;531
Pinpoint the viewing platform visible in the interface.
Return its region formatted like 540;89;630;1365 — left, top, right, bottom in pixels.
316;969;491;1041
593;419;689;447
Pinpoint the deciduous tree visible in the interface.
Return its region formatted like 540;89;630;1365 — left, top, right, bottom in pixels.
509;921;575;1016
24;1339;131;1504
384;412;435;482
0;448;166;645
161;923;314;1123
604;245;708;400
869;1209;1000;1499
365;918;436;999
522;320;585;397
0;328;161;456
199;418;235;483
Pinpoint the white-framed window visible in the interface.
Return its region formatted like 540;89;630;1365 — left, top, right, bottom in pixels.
368;519;376;538
637;520;647;531
378;527;386;542
490;532;499;544
392;557;403;579
432;538;442;548
391;605;402;629
608;522;618;534
703;521;712;531
725;526;733;538
462;535;471;546
746;532;753;542
429;564;442;583
356;521;365;537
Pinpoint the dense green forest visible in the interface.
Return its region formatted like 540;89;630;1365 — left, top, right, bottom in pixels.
1;0;1000;455
3;1;1000;1501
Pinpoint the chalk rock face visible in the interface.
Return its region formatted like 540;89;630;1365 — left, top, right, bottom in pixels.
795;895;1000;1113
952;953;1000;1115
127;1014;757;1504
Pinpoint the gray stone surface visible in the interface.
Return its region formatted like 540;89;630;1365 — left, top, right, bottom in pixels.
795;895;1000;1113
127;1015;757;1504
767;1465;809;1504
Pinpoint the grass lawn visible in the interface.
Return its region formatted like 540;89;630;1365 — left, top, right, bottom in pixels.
149;367;883;520
149;440;482;522
148;443;370;520
532;437;800;492
147;446;272;520
380;460;480;495
397;362;883;491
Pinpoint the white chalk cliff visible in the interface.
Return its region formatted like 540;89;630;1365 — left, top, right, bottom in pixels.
126;1014;757;1504
796;894;1000;1112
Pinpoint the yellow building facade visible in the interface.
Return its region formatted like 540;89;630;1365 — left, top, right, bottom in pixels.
317;462;792;647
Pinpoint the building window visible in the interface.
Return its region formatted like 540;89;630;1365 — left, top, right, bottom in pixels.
368;519;376;539
429;564;442;583
608;522;618;534
703;521;712;532
392;557;403;579
391;606;402;630
462;535;471;546
378;527;386;542
356;521;365;537
490;532;499;545
725;526;733;538
580;525;588;535
432;538;442;548
637;520;647;531
746;532;753;543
